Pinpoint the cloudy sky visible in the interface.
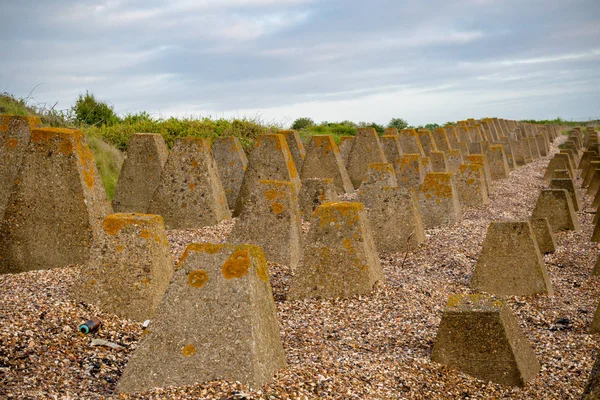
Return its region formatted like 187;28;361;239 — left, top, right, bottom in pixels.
2;0;599;126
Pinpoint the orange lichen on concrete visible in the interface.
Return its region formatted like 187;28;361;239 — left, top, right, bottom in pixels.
466;155;485;165
421;173;453;198
6;138;18;149
368;163;394;172
317;202;363;227
177;243;227;267
0;124;7;132
222;248;251;279
458;164;482;173
182;344;196;357
313;135;334;154
237;244;269;282
188;269;209;288
384;128;399;135
270;202;284;214
103;213;165;236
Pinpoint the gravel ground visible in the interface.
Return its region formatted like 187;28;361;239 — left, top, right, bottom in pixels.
1;133;600;399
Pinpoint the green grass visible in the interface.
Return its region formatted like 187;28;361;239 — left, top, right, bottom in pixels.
86;134;124;199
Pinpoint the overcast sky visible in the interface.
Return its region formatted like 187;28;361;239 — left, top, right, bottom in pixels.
2;0;599;126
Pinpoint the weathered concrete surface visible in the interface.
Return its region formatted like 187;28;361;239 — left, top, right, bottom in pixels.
392;154;426;190
466;154;493;195
117;243;285;392
298;178;338;219
0;128;111;273
380;135;403;161
148;138;230;229
553;169;572;180
358;163;398;194
346;128;387;189
280;130;306;172
417;172;462;229
429;151;448;172
234;134;300;216
454;164;489;207
543;156;571;182
74;213;173;321
399;129;426;157
485;145;510;181
0;115;42;219
339;136;354;166
549;178;581;211
358;186;425;253
445;126;460;150
290;202;384;300
445;149;464;173
530;218;556;254
113;133;168;213
532;189;580;232
229;180;301;269
471;221;553;296
416;129;437;156
301;135;353;194
212;136;248;210
432;294;540;387
432;128;452;152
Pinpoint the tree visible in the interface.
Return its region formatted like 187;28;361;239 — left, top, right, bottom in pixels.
291;117;314;130
72;91;120;126
424;123;440;130
387;117;409;130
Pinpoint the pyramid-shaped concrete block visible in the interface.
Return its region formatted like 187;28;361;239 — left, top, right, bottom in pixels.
591;219;600;243
432;294;540;386
358;186;425;253
380;134;403;161
0;115;42;218
73;213;173;321
499;139;516;170
429;151;448;172
544;156;571;182
358;163;398;194
148;138;230;229
532;189;580;232
585;165;600;189
466;154;493;194
298;178;338;219
471;221;553;296
229;180;301;268
418;172;462;229
549;178;581;211
339;136;354;166
392;154;427;190
530;218;556;254
416;129;437;156
527;137;541;160
445;149;464;173
212;136;248;210
444;126;460;149
346;128;387;189
113;133;168;213
536;134;549;157
234;134;300;216
455;164;489;207
0;128;111;273
280;130;305;172
399;129;426;157
290;202;384;300
486;145;510;180
117;243;286;393
301;135;353;194
552;169;572;180
432;128;452;152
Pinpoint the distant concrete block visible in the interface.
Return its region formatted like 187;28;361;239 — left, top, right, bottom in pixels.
532;189;580;232
417;172;462;229
549;178;581;211
392;154;427;190
212;136;248;210
530;218;556;254
346;128;387;189
280;130;306;172
113;133;168;213
298;178;338;219
486;145;510;180
455;164;489;207
301;135;353;194
429;151;448;172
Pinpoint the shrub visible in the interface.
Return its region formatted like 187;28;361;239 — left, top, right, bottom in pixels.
291;117;314;130
387;117;409;130
72;91;120;127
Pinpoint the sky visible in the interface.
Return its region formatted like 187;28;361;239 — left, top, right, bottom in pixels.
1;0;599;126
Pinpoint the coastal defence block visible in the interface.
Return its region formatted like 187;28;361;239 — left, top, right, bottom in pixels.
0;128;111;273
531;189;580;232
74;213;173;321
530;218;556;254
346;128;387;189
212;136;248;210
471;221;553;296
454;164;489;207
0;115;42;218
280;130;306;172
289;202;384;300
113;133;168;213
417;172;462;229
298;178;338;219
117;243;286;392
301;135;354;194
229;180;301;269
431;294;540;386
549;178;581;212
486;145;510;180
234;134;300;216
392;154;427;190
147;138;230;229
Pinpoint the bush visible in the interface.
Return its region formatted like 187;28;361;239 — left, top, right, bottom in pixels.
72;91;120;127
291;117;314;130
387;117;409;130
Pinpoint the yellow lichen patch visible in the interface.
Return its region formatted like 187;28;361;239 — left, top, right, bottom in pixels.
270;202;284;214
343;238;355;254
140;229;151;239
317;202;362;227
420;173;453;198
182;344;196;357
222;248;251;279
0;124;7;132
59;140;74;155
287;158;298;179
188;183;196;190
190;159;199;168
188;269;209;288
6;138;18;149
103;216;128;235
368;163;393;172
115;245;124;253
82;170;95;189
